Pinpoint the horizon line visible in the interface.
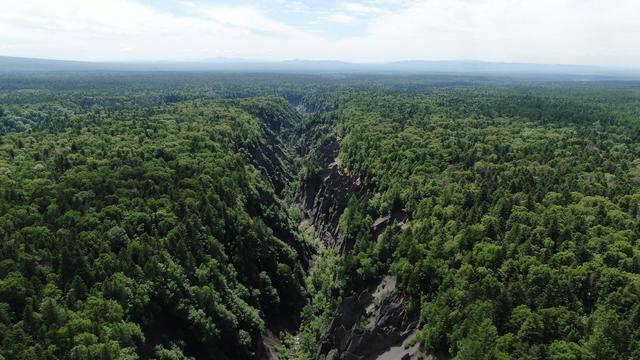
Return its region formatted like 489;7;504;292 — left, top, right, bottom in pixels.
2;55;640;71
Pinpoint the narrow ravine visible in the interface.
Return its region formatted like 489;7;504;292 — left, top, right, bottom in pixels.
280;102;425;359
297;136;367;252
256;100;445;360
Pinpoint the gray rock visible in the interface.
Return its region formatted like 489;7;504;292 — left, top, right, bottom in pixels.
317;277;419;360
297;136;422;360
297;137;368;252
326;349;339;360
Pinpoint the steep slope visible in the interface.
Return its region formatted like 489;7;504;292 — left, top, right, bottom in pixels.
293;109;422;360
4;75;640;360
302;90;640;360
293;86;640;360
298;136;367;251
0;97;308;360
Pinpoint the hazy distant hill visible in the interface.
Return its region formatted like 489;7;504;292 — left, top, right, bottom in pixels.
0;56;106;72
1;56;639;78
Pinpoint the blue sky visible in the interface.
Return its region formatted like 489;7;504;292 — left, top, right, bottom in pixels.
1;0;639;67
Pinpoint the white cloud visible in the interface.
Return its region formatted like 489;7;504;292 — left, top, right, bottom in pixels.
0;0;324;61
331;0;640;66
368;0;412;4
343;3;384;14
203;5;296;35
0;0;639;67
321;12;358;24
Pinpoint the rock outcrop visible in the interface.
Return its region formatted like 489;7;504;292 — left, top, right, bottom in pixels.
296;134;427;359
298;137;367;252
318;276;420;360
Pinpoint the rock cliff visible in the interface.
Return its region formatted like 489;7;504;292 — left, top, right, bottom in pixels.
297;134;428;359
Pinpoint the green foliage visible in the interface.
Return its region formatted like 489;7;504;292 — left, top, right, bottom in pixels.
303;86;640;359
298;248;342;359
3;72;640;359
0;95;307;359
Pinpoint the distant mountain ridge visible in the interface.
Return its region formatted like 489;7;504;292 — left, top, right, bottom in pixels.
1;56;639;78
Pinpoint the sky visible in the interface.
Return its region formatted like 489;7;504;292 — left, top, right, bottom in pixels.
1;0;639;67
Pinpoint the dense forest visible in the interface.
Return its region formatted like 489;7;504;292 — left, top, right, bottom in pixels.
0;82;309;359
1;72;640;359
298;88;640;360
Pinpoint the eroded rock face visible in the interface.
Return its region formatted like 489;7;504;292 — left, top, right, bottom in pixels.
318;276;419;360
257;329;281;360
298;137;367;252
297;135;428;360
